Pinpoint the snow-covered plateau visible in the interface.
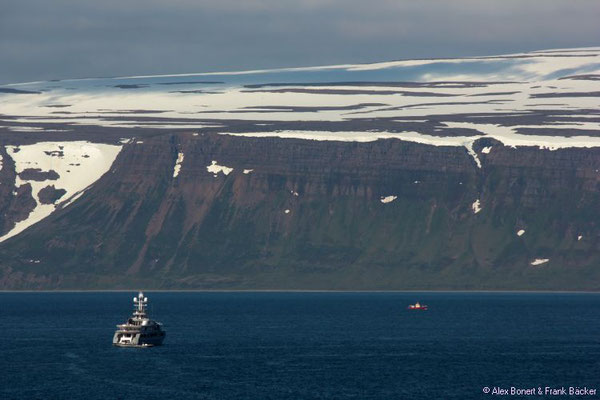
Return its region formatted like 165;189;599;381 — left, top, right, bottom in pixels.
1;47;598;140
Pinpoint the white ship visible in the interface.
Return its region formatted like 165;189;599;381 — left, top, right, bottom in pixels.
113;292;166;347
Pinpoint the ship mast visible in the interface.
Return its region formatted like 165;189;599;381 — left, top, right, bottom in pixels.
133;291;148;317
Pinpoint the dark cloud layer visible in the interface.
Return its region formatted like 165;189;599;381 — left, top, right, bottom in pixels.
1;0;599;84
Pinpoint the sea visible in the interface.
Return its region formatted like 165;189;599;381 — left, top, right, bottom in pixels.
1;292;599;399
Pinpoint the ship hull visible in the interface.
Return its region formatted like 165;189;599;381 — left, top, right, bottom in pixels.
112;331;166;347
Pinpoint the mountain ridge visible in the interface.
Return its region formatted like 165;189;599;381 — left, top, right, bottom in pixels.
0;46;599;290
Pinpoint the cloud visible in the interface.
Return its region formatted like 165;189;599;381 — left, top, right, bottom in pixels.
0;0;598;84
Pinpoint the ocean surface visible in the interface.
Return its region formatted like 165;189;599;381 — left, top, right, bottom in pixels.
1;292;599;399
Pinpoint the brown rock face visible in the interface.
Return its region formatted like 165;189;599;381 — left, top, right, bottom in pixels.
0;147;36;235
0;131;599;290
38;185;67;205
18;168;60;181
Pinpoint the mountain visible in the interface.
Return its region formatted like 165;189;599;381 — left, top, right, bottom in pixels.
0;47;599;290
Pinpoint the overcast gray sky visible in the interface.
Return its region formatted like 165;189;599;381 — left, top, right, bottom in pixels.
1;0;599;84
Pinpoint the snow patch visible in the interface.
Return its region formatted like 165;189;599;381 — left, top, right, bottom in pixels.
530;258;549;266
8;126;45;132
243;169;254;174
444;122;600;151
220;120;600;165
380;195;397;204
472;199;482;214
465;141;482;168
0;141;122;242
290;190;299;196
577;235;583;241
517;229;525;236
173;152;184;178
61;190;87;208
207;160;233;176
481;146;492;154
284;209;290;214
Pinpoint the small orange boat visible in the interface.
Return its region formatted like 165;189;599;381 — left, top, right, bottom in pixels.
407;302;428;310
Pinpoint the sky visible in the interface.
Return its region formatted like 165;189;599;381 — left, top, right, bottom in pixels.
1;0;599;84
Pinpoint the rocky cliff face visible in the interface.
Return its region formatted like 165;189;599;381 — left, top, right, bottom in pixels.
0;47;599;289
0;129;599;290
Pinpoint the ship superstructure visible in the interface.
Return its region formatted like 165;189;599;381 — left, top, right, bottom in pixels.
113;292;166;347
407;302;428;310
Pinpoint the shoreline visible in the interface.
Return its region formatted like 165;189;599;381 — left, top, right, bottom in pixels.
1;289;600;294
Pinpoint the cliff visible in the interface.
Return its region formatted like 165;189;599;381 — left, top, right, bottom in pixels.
0;130;599;290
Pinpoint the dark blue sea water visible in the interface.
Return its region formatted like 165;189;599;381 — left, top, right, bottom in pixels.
1;292;599;400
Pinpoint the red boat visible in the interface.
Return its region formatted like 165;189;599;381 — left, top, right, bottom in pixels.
407;302;428;310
